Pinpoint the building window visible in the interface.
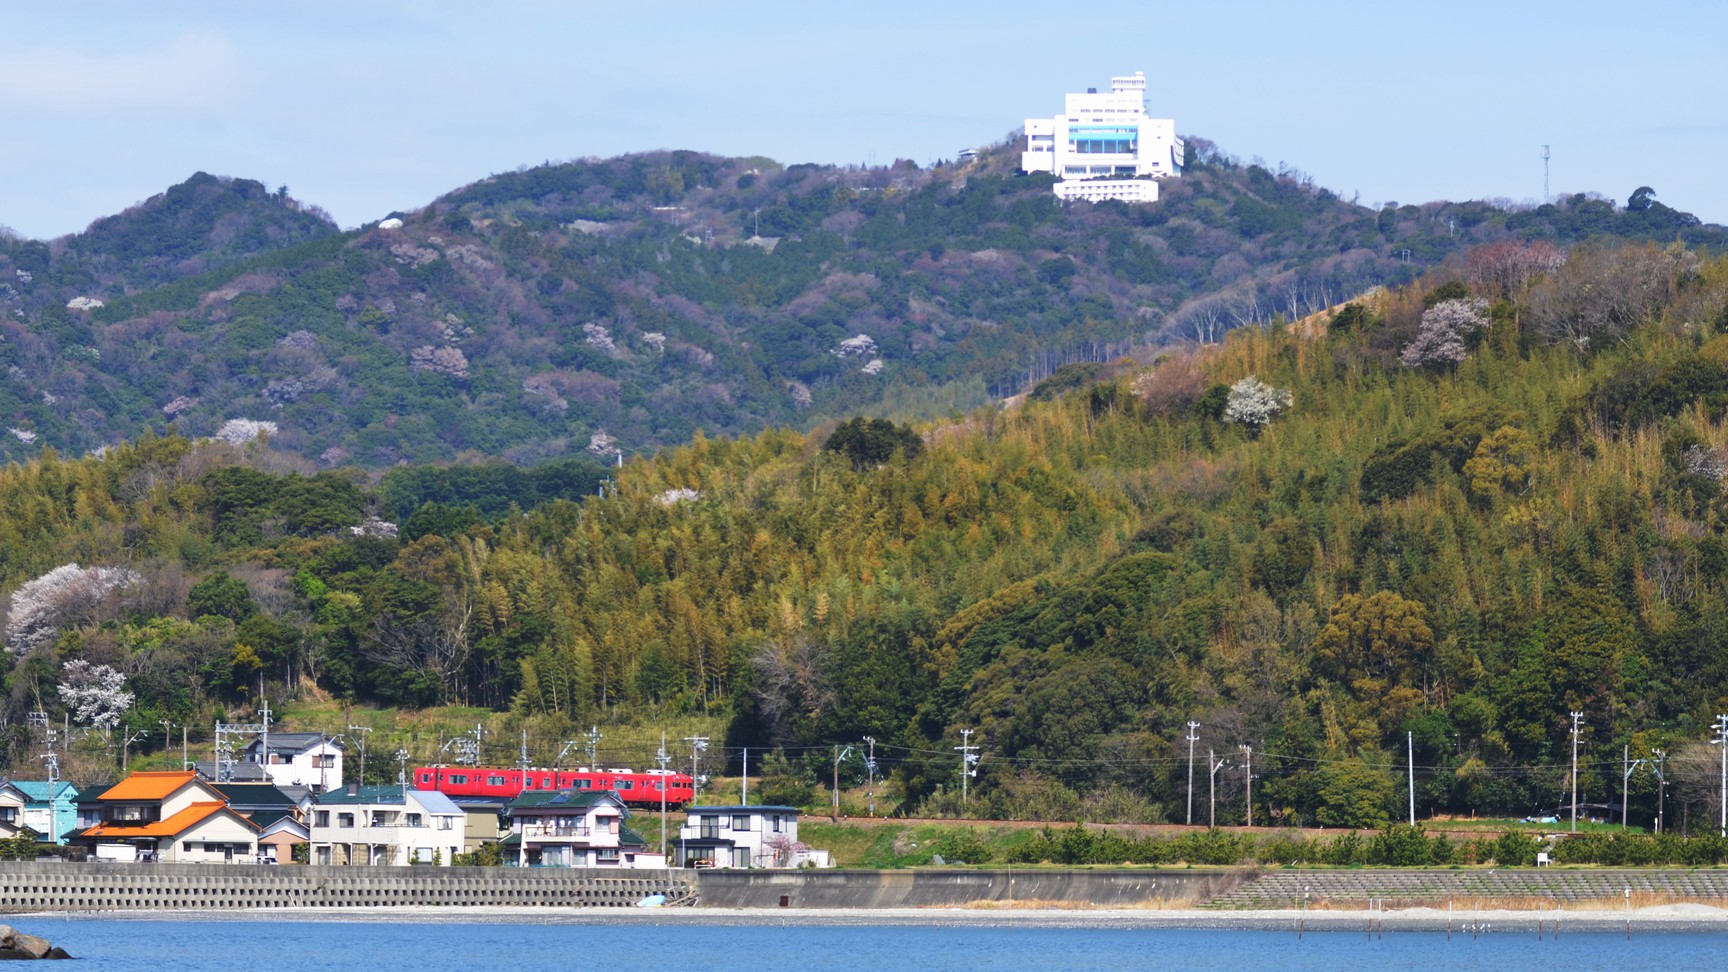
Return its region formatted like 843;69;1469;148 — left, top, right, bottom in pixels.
316;846;331;866
731;815;750;831
438;816;453;830
338;813;354;828
315;811;330;827
596;848;620;864
772;815;783;833
406;813;423;828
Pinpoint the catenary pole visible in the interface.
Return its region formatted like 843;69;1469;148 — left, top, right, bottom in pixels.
1186;722;1200;826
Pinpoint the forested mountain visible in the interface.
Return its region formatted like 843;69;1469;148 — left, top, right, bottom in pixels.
5;239;1728;829
0;142;1719;466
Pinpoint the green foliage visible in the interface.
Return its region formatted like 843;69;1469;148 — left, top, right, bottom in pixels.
822;417;925;470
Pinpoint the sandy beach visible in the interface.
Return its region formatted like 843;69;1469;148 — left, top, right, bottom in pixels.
18;903;1728;933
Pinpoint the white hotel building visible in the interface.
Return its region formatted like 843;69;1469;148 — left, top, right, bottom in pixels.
1022;71;1184;204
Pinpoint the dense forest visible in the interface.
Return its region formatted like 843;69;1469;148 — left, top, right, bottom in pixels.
1;141;1720;467
5;237;1728;832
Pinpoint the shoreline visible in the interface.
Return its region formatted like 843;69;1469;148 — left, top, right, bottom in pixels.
13;903;1728;933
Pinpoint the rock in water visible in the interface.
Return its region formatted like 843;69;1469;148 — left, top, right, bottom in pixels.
0;924;70;959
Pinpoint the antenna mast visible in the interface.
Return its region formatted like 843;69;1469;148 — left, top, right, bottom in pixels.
1542;144;1551;204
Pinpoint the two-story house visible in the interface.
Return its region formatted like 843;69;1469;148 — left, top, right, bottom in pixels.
212;782;307;864
242;733;344;791
74;771;260;863
0;782;31;840
14;781;80;845
504;790;657;868
674;805;828;869
309;785;463;866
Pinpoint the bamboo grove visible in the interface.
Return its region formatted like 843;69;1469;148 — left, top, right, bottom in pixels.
4;241;1728;829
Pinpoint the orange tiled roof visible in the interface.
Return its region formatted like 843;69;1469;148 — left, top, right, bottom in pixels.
98;771;200;802
83;801;256;839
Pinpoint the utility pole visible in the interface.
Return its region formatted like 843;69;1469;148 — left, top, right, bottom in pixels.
683;736;709;802
1408;730;1416;827
863;737;878;817
1654;748;1667;833
955;729;979;806
1185;722;1200;826
39;752;60;845
1208;749;1228;828
584;726;601;769
396;749;411;789
1569;711;1584;833
348;724;373;784
121;730;146;773
656;735;671;861
831;745;852;823
1240;745;1253;828
1715;715;1728;837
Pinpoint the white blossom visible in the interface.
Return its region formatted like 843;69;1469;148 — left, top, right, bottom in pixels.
641;331;666;352
833;334;878;357
3;563;141;655
1401;298;1490;369
65;296;104;311
349;516;400;539
58;659;133;730
583;322;616;352
587;430;619;457
1223;375;1293;432
860;358;885;375
655;488;702;507
377;217;404;230
213;418;279;444
162;395;198;416
410;345;470;378
8;427;36;444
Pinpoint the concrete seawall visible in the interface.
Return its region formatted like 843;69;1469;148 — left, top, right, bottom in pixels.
0;862;691;912
692;868;1242;909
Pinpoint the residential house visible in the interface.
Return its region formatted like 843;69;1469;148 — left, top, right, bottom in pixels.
445;796;508;854
503;789;657;868
75;771;260;863
241;733;344;791
674;805;829;869
212;782;306;864
0;782;30;840
14;781;79;845
309;785;463;866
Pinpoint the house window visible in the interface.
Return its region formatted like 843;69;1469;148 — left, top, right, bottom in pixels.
438;816;453;830
338;813;355;828
414;847;435;864
772;815;783;833
733;847;751;868
316;846;332;866
312;754;335;768
731;815;750;831
315;811;330;827
406;813;423;828
0;807;15;823
596;848;620;864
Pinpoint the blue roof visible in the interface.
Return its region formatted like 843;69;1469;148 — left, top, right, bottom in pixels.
12;781;78;804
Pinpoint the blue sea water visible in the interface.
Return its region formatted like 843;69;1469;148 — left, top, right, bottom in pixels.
18;917;1721;971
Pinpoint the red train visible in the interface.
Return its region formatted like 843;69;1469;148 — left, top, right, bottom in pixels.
412;765;696;808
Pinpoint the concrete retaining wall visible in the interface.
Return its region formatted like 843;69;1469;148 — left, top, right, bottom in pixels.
1209;868;1728;908
0;862;691;913
691;868;1243;909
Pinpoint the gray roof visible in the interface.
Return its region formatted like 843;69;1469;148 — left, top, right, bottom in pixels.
242;733;342;755
686;805;800;814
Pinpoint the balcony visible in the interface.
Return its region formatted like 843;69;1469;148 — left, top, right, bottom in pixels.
519;822;592;839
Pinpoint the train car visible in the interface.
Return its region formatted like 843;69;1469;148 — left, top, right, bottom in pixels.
412;765;696;808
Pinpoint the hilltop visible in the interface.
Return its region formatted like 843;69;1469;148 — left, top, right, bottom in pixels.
3;239;1728;831
0;142;1719;466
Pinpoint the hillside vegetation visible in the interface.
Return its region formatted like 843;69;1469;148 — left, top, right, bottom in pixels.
0;142;1719;466
5;237;1728;832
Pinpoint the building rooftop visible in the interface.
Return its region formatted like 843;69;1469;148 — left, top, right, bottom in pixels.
83;801;256;839
98;771;200;802
508;790;624;811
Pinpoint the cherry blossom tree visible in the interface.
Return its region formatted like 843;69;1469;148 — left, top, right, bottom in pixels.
57;659;134;730
1223;375;1293;433
3;563;141;654
1400;297;1489;369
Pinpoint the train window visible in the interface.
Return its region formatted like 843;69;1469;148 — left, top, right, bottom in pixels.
525;779;535;788
488;775;506;786
617;780;634;790
543;777;552;787
450;774;467;785
419;772;431;783
575;779;592;789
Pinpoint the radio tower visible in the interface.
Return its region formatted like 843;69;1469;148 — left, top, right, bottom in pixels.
1542;145;1551;204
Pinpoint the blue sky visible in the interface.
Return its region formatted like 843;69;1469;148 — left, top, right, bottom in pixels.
2;1;1724;239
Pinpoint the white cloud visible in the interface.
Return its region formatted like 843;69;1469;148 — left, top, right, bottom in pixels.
0;30;245;116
